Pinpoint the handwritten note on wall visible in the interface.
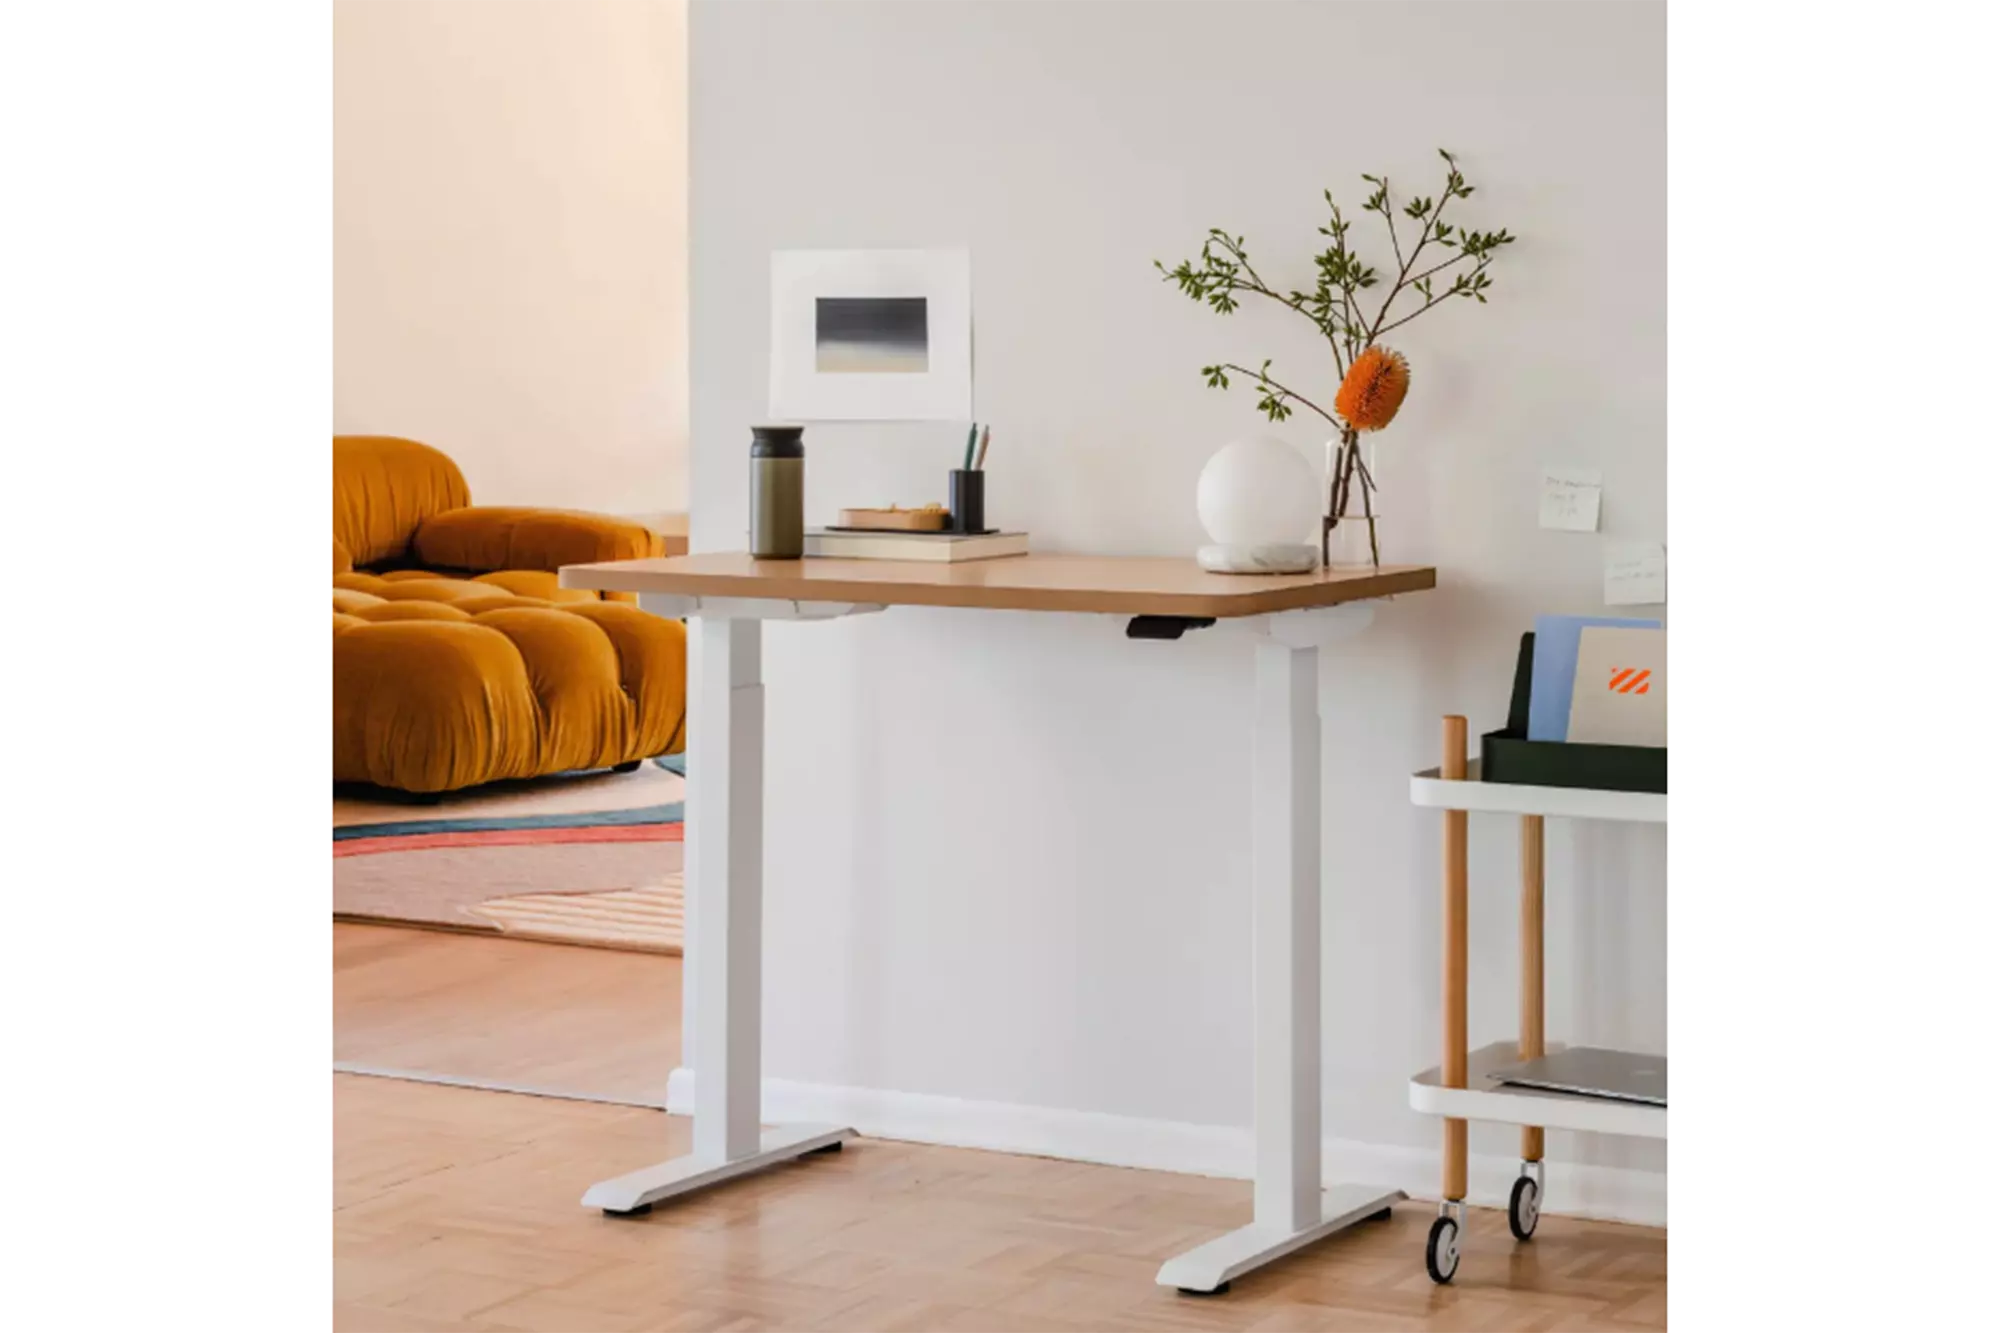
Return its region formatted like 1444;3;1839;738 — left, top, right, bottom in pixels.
1539;466;1603;533
1604;542;1668;606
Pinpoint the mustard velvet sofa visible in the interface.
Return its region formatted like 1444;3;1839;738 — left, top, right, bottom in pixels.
333;435;686;795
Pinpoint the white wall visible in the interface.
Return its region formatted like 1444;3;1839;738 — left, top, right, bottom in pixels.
334;0;688;513
689;0;1665;1218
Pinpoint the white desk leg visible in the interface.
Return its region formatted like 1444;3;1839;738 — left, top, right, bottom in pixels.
1156;634;1405;1293
582;613;853;1216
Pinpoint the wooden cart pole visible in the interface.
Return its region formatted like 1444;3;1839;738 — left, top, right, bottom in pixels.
1441;716;1469;1203
1519;814;1545;1164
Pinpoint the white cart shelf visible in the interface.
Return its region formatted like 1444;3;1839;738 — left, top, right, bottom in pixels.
1410;760;1666;823
1409;1040;1666;1141
1407;720;1666;1285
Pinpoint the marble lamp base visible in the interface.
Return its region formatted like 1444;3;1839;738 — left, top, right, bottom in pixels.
1196;542;1319;574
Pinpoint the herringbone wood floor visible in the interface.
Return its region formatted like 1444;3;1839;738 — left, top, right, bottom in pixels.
333;926;1666;1329
333;1072;1665;1332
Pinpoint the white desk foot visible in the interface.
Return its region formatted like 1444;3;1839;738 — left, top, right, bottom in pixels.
1155;1184;1408;1293
581;1124;856;1214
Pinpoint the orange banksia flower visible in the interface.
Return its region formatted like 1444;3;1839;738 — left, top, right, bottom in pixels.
1336;346;1411;432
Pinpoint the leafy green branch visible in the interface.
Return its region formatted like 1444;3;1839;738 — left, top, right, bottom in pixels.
1201;360;1343;431
1156;224;1373;378
1156;148;1516;424
1355;151;1514;346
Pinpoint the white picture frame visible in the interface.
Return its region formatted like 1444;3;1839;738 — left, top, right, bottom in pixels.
768;248;972;421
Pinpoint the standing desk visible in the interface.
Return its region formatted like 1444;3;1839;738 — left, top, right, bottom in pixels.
557;552;1437;1294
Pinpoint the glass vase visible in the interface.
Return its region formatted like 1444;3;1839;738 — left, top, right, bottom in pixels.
1322;432;1383;568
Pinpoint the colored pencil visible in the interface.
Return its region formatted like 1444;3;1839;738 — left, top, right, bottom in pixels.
974;425;991;470
963;423;978;470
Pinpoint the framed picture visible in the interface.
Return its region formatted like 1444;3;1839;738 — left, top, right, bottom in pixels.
769;248;972;421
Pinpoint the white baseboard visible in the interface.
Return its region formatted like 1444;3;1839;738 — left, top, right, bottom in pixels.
663;1067;1664;1227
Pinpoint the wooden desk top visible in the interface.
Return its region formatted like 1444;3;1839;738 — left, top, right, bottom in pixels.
560;552;1436;618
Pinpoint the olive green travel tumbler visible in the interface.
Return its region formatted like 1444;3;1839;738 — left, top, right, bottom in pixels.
749;425;804;558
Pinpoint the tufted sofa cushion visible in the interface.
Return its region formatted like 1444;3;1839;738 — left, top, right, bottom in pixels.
413;506;662;574
332;573;686;793
335;568;600;607
334;435;472;569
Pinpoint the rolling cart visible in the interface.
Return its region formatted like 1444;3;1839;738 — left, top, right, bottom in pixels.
1406;715;1666;1284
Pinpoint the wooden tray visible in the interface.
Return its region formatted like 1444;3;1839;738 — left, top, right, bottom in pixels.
838;506;949;531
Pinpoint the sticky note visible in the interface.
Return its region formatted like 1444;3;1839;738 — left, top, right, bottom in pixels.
1539;466;1602;533
1604;542;1667;606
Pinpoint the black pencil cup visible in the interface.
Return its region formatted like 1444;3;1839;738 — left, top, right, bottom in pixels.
948;469;986;534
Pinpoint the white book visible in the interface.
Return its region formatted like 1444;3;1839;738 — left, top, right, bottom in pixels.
802;529;1029;562
1567;626;1667;747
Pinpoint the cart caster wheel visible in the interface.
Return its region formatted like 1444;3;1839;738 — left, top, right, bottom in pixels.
601;1203;653;1218
808;1140;844;1154
1369;1206;1394;1222
1177;1281;1230;1296
1425;1215;1461;1284
1508;1174;1541;1241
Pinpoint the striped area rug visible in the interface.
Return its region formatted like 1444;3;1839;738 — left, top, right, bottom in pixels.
333;756;685;953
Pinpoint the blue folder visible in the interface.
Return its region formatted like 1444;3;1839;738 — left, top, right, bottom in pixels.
1528;614;1662;742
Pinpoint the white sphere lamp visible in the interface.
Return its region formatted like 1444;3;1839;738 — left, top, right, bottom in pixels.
1195;436;1320;573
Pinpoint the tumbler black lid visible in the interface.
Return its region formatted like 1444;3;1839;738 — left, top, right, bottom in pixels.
750;424;805;458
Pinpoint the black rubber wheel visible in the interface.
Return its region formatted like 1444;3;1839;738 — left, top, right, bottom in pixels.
611;760;642;774
1508;1174;1540;1241
1369;1206;1394;1222
1177;1281;1231;1297
1425;1215;1460;1285
601;1202;653;1218
808;1140;844;1154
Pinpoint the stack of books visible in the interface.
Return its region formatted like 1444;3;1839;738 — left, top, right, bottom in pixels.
802;528;1029;563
